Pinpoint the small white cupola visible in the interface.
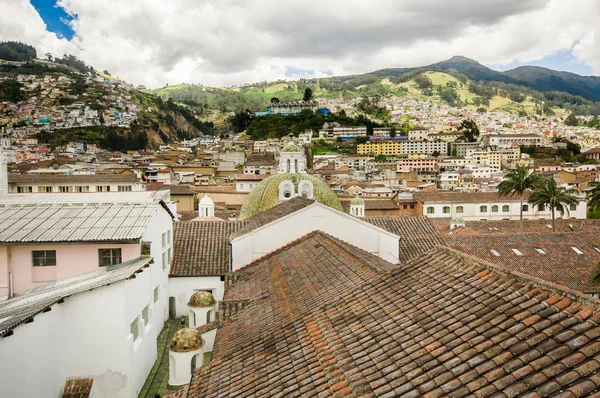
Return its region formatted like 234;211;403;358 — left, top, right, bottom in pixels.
168;328;205;386
198;194;215;218
187;291;216;328
349;195;365;218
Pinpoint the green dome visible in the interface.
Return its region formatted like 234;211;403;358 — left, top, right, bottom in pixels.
238;173;343;220
350;195;364;206
282;143;302;152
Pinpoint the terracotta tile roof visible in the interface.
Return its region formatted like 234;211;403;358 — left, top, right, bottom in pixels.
8;173;139;184
434;218;600;235
445;232;600;293
171;221;248;276
229;196;315;240
175;245;600;397
365;216;445;262
146;184;196;195
415;191;529;203
62;377;93;398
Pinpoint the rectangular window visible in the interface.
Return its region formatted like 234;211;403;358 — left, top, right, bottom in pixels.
162;232;167;249
167;229;172;244
59;186;71;193
142;306;149;327
98;248;122;266
572;247;584;255
162;251;168;270
130;317;139;341
39;186;53;193
154;287;159;303
535;248;546;255
17;186;32;193
118;185;132;192
32;250;57;266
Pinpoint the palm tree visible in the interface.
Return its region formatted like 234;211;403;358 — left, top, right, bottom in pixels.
587;182;600;213
497;165;541;232
528;177;579;232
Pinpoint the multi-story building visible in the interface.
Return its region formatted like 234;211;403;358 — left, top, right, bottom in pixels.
408;127;429;141
484;134;546;148
357;141;402;156
8;173;144;194
396;158;438;172
401;140;447;156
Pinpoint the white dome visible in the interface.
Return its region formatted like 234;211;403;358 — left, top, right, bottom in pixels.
199;194;214;205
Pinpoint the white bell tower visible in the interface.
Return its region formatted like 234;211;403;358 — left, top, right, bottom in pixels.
198;194;215;218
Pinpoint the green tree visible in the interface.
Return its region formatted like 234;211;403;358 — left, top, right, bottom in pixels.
587;182;600;213
356;136;368;144
432;150;440;158
528;177;579;232
303;88;313;102
457;119;480;142
564;113;578;126
497;165;542;232
389;126;397;138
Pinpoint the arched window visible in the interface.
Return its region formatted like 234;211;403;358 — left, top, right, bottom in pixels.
443;206;450;214
456;206;464;213
297;180;314;199
502;205;509;212
480;205;488;213
278;180;295;201
491;205;498;213
427;207;435;214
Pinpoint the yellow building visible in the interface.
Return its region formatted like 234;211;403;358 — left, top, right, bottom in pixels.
357;141;402;156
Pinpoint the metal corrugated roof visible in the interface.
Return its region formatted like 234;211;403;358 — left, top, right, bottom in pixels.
0;202;160;243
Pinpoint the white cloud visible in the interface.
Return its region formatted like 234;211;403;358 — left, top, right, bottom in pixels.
0;0;599;87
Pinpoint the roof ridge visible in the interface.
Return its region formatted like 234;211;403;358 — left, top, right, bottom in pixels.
435;245;600;308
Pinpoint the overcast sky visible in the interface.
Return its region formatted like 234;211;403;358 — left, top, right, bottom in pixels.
1;0;599;88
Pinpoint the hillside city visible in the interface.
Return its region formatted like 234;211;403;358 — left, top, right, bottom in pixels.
4;35;600;398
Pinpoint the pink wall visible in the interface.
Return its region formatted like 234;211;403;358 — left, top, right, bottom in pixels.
4;243;140;294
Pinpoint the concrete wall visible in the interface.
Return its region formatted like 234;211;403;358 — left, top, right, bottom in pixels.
0;262;164;398
231;204;400;270
168;276;224;317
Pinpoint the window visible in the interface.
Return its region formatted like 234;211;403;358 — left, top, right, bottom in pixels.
535;248;546;255
59;186;71;193
491;205;499;213
443;206;450;214
130;317;139;341
456;206;464;213
162;251;168;270
502;205;510;212
118;185;132;192
570;203;577;211
32;250;56;266
427;207;435;214
142;306;149;327
17;186;32;193
512;249;523;256
490;249;500;257
522;204;529;212
154;287;159;303
162;232;167;249
98;248;122;266
538;205;545;211
572;247;584;255
410;204;415;209
167;229;172;244
480;205;488;213
403;204;407;209
96;185;111;192
39;186;53;193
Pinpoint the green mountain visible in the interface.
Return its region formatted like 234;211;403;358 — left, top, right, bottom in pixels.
503;66;600;101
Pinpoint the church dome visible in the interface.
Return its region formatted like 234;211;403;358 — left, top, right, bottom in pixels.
188;291;216;308
238;173;343;220
282;143;302;152
350;195;364;206
169;328;204;352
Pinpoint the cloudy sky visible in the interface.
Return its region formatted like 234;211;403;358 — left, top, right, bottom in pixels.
1;0;599;88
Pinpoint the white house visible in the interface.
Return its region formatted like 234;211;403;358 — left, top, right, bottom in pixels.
0;256;166;398
415;192;587;221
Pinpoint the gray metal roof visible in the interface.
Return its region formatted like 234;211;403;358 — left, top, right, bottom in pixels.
0;256;152;337
0;202;160;243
